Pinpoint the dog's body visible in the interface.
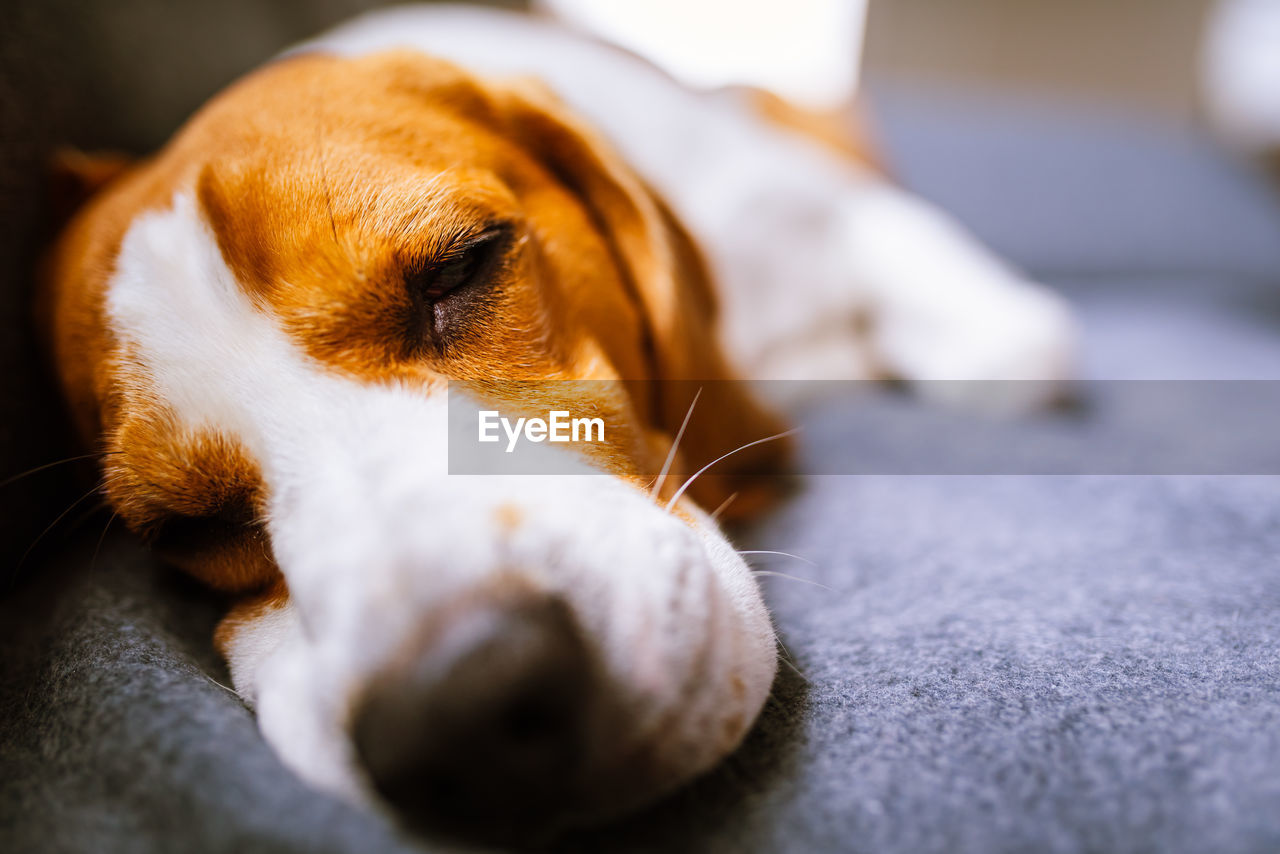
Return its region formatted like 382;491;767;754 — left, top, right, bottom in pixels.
39;4;1073;840
310;6;1072;394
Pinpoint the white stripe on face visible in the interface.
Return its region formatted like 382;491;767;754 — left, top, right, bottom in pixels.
105;192;777;815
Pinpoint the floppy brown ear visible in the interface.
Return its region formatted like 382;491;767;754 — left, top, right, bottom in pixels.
499;82;791;518
48;148;135;225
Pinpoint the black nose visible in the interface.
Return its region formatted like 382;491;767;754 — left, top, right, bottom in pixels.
352;594;595;840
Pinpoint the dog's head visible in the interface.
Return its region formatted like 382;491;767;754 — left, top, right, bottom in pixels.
40;51;790;838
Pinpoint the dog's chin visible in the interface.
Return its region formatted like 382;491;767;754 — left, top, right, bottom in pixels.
224;487;777;843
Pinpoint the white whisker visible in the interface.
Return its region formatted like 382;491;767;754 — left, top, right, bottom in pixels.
0;451;115;491
665;428;798;512
738;549;817;566
15;474;121;575
780;655;811;684
90;510;118;574
751;570;833;592
708;491;740;522
650;386;701;499
775;638;811;684
203;673;244;700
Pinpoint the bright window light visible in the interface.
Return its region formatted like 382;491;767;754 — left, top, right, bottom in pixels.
536;0;868;108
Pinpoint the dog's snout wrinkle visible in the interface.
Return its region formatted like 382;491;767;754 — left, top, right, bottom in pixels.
352;594;595;839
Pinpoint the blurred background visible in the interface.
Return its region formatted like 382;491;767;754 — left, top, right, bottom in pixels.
2;0;1280;569
6;1;1279;175
869;0;1212;125
8;0;1277;150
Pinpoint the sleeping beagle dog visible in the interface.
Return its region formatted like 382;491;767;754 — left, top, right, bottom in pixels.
37;3;1073;842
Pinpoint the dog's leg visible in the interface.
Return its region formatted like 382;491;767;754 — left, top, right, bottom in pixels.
607;92;1077;410
706;162;1075;411
216;589;368;803
835;180;1076;412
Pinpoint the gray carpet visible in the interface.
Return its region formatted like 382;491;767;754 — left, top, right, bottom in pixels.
3;85;1280;854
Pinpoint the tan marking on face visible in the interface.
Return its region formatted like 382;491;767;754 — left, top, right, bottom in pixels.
103;408;277;592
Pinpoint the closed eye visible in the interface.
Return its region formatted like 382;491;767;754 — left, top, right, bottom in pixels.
408;225;514;348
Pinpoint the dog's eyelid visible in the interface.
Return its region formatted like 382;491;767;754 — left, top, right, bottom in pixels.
402;221;523;353
408;222;515;299
452;221;516;255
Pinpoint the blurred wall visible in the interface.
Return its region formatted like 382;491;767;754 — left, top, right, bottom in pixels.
864;0;1213;122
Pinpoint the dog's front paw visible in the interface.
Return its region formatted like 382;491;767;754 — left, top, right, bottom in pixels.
839;186;1078;414
875;280;1077;416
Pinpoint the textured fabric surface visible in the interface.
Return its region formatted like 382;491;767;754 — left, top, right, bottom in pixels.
564;474;1280;854
4;79;1280;854
5;394;1280;854
0;539;429;854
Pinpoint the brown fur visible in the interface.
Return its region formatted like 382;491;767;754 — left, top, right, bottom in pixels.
746;87;886;173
